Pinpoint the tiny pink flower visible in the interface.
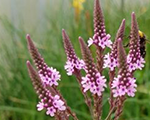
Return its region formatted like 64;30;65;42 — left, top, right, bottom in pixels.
46;106;56;117
87;38;94;47
37;101;44;111
81;75;91;92
53;95;66;111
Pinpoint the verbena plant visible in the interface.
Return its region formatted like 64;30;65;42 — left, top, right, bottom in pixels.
26;0;145;120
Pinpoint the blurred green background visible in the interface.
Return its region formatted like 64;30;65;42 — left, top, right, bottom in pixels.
0;0;150;120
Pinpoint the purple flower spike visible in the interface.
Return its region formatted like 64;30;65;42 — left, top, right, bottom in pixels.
104;19;126;71
87;0;112;48
79;37;106;96
112;38;137;97
62;29;85;75
26;61;66;117
26;34;61;86
127;12;145;72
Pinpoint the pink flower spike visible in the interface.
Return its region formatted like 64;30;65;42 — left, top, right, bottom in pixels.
26;35;61;87
27;61;66;117
90;0;112;49
79;37;106;96
127;12;145;72
111;38;137;97
62;29;85;75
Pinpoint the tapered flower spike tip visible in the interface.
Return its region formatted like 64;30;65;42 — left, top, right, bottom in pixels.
78;37;87;52
62;29;75;55
116;19;126;40
26;34;36;51
79;37;92;61
26;34;30;40
26;60;32;72
26;60;34;75
26;34;42;63
26;60;40;83
131;12;138;37
117;38;126;68
94;0;105;35
26;60;30;66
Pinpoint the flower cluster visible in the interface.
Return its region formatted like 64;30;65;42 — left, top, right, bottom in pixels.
79;37;106;96
38;67;61;86
65;59;85;75
127;12;145;72
103;53;118;71
82;72;106;96
88;34;112;49
62;29;85;75
37;94;66;117
112;75;137;97
127;56;145;72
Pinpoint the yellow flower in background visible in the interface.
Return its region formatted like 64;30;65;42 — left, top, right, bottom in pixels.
73;0;86;21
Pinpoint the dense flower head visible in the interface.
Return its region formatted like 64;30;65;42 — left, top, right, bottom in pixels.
65;59;85;75
38;67;61;86
127;12;145;72
88;0;112;48
103;19;126;71
81;72;106;96
26;34;61;87
79;37;106;96
103;53;118;71
62;29;85;75
111;38;137;97
37;94;66;117
27;61;66;117
88;34;112;49
112;75;137;97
